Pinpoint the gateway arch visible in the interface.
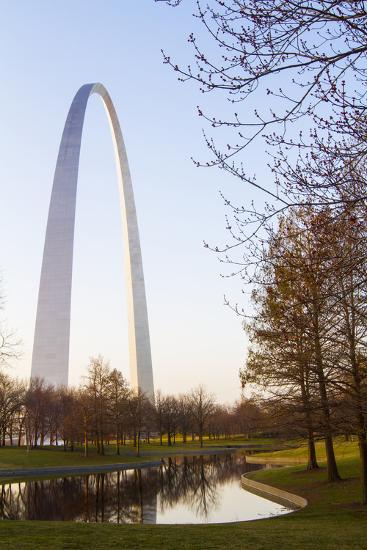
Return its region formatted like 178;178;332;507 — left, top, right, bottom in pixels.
31;83;154;397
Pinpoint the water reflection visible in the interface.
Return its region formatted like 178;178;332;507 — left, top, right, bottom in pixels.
0;454;289;524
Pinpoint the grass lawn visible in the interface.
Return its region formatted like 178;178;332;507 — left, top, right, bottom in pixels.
255;437;359;462
0;438;366;549
0;437;278;471
0;444;143;470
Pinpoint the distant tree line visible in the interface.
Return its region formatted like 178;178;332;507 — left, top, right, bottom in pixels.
0;356;269;455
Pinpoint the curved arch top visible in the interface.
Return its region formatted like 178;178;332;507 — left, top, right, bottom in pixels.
31;83;154;397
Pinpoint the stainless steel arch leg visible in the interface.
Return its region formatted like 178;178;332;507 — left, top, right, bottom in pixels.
31;83;154;397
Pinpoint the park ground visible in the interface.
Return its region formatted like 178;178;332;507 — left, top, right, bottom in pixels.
0;436;276;470
0;437;366;549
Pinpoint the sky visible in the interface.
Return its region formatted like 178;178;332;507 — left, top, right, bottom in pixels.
0;1;272;403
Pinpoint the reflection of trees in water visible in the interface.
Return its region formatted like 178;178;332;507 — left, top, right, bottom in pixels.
0;483;24;520
0;454;254;523
158;456;221;518
189;458;218;518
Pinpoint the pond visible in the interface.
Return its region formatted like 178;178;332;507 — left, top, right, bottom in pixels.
0;454;292;524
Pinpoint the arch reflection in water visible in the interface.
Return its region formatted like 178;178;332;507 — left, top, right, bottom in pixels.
0;455;291;524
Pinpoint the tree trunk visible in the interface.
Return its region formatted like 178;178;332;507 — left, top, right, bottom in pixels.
116;428;120;455
300;368;319;471
358;432;367;505
84;429;88;457
18;419;24;447
199;426;203;448
313;307;340;481
137;430;140;457
321;431;339;482
340;280;367;502
307;429;319;470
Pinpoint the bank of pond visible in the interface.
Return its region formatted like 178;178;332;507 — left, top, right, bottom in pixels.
0;453;294;524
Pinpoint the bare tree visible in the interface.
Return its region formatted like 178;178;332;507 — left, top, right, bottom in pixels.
0;328;20;369
154;390;165;445
58;387;80;452
190;386;215;448
177;394;192;443
0;372;24;446
24;377;54;448
233;399;267;442
128;389;150;457
84;356;111;455
158;1;367;175
108;368;129;455
161;395;179;446
76;388;93;457
0;281;21;368
157;0;367;281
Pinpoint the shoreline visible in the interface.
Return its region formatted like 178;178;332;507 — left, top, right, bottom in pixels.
0;448;308;520
241;472;307;510
0;446;239;482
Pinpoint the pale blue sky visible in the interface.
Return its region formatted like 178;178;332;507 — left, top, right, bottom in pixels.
0;1;270;402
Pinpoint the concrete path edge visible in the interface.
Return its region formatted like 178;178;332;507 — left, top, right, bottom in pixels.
241;472;308;510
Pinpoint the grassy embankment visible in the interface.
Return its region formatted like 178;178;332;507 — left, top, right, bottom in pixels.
0;437;280;478
0;438;366;549
0;436;276;471
253;437;359;463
